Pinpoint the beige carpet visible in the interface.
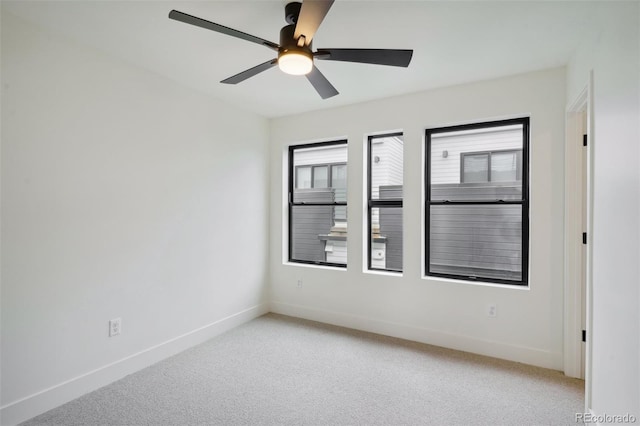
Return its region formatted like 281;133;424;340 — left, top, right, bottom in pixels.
22;313;584;425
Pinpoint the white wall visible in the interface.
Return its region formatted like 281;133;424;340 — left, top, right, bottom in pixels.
1;12;269;424
270;67;566;370
566;2;640;418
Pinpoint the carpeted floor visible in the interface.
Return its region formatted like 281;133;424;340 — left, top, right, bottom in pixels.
21;313;584;426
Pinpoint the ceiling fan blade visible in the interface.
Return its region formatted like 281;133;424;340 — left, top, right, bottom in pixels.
305;65;339;99
315;48;413;67
294;0;335;46
169;10;279;51
221;59;278;84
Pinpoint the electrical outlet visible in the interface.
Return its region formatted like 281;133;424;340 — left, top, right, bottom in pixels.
297;279;303;288
109;318;121;337
487;304;497;317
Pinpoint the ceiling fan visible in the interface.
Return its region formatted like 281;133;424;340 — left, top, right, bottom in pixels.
168;0;413;99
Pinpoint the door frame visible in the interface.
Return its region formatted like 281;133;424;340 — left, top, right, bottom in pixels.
564;73;594;411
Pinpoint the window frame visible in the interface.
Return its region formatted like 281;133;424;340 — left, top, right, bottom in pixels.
288;140;348;268
424;118;530;286
367;132;403;273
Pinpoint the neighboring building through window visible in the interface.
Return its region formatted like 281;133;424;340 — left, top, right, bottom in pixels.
461;149;522;183
289;141;347;267
425;118;529;285
367;133;403;272
295;164;347;189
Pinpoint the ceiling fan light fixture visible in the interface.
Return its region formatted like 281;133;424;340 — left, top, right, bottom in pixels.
278;50;313;75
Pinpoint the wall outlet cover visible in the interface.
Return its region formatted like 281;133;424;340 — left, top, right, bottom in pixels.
109;318;121;337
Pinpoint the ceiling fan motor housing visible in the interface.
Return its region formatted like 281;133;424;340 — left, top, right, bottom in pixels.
279;24;312;60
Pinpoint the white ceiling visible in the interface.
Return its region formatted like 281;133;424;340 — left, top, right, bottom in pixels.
2;1;606;117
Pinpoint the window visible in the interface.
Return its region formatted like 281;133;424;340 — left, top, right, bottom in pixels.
294;164;346;189
289;141;347;267
461;150;522;183
425;118;529;285
367;133;403;272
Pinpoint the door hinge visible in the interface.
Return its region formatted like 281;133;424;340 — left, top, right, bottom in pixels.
582;232;587;245
582;330;586;342
583;134;588;147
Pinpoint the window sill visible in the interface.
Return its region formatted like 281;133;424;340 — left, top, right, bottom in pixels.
364;269;403;277
422;275;530;290
283;261;346;271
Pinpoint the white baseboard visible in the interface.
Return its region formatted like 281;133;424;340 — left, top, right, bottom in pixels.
1;303;269;426
271;301;561;370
